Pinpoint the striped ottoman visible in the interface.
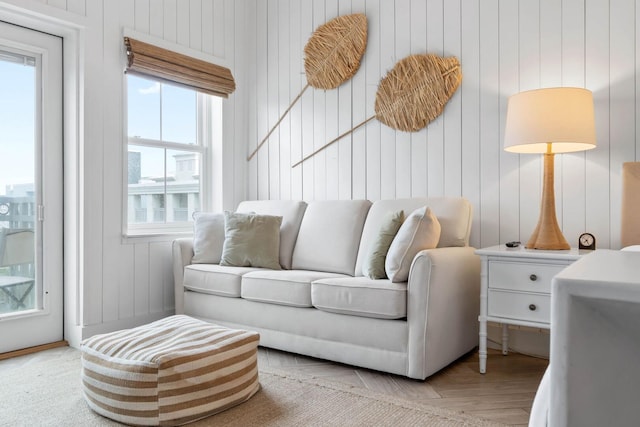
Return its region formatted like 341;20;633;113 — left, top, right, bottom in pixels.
80;315;260;426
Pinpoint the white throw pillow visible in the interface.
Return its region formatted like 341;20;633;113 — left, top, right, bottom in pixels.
385;206;441;283
191;212;226;264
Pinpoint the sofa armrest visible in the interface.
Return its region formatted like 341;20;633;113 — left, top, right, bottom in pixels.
172;238;194;315
406;246;480;379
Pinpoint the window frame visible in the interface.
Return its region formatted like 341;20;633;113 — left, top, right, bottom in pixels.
123;76;218;238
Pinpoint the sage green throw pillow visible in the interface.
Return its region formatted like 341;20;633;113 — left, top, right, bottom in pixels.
363;210;404;279
220;211;283;269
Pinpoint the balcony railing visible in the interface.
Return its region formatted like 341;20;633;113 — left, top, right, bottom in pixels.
134;208;147;222
173;208;188;222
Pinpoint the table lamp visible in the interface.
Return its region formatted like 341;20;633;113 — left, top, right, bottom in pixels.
504;87;597;250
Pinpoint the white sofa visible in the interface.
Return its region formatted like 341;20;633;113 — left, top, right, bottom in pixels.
172;197;480;380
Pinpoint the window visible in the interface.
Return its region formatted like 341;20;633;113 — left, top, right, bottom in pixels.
126;74;220;235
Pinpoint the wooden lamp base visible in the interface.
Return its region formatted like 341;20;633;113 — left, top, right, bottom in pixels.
525;152;570;250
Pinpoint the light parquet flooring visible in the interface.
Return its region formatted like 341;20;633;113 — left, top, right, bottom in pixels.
258;346;547;426
1;345;546;426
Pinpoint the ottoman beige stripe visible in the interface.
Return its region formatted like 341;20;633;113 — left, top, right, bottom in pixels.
81;315;260;426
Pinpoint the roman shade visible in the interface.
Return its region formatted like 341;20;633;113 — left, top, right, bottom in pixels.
124;37;235;97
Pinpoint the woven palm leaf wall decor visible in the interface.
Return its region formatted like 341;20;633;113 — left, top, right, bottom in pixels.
292;54;462;168
247;13;368;161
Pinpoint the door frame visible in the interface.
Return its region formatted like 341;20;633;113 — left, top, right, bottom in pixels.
0;2;85;348
0;21;63;352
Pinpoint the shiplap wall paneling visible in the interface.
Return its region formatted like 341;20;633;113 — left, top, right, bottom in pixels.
247;0;258;201
134;0;150;34
99;0;128;324
337;1;353;200
257;0;269;199
517;0;542;244
149;1;163;38
312;0;327;200
289;0;303;200
176;0;189;46
323;0;339;201
585;0;610;249
301;0;315;200
83;0;105;325
189;0;202;51
379;0;396;200
278;0;291;200
68;0;86;15
350;0;366;201
394;0;411;199
133;243;150;316
164;0;177;42
460;0;480;246
560;0;586;248
426;0;444;198
498;1;520;245
44;0;237;328
410;0;427;199
47;0;66;10
609;0;635;250
443;0;462;199
365;0;381;201
116;0;137;322
229;0;245;211
537;0;561;251
638;0;640;162
479;0;500;248
149;242;174;313
267;0;280;200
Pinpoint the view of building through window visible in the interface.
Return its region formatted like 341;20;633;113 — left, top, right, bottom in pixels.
127;75;211;232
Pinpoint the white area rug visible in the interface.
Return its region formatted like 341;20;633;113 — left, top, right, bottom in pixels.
0;347;506;426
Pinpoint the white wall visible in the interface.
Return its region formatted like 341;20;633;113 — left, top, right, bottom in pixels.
246;0;638;253
244;0;639;357
5;0;639;348
1;0;248;342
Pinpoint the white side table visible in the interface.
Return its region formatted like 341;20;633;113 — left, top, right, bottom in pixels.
476;245;585;374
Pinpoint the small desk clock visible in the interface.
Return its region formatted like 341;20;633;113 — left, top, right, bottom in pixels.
578;232;596;250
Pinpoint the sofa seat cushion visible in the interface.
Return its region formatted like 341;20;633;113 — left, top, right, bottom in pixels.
311;277;407;319
241;270;350;308
184;264;262;297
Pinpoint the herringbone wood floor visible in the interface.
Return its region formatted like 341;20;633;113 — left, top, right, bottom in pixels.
1;345;546;426
258;346;547;426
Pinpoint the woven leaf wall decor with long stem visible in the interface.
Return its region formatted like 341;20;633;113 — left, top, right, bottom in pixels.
292;54;462;168
247;13;368;161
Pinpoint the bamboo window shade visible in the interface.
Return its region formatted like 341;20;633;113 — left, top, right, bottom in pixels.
124;37;235;98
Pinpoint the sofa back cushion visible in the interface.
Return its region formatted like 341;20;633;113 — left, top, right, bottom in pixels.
236;200;307;270
292;200;372;276
354;198;472;277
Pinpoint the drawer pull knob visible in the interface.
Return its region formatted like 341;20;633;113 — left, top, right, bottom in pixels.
529;304;537;311
529;274;538;281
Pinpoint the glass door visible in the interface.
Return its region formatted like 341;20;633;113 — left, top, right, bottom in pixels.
0;22;63;353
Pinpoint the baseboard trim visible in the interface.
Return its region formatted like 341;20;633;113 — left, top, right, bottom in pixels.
0;340;69;361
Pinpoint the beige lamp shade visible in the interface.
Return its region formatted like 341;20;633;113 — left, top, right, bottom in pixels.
503;87;597;250
504;87;597;154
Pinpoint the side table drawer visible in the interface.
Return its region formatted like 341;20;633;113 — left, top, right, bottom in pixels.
489;261;566;293
487;290;550;325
